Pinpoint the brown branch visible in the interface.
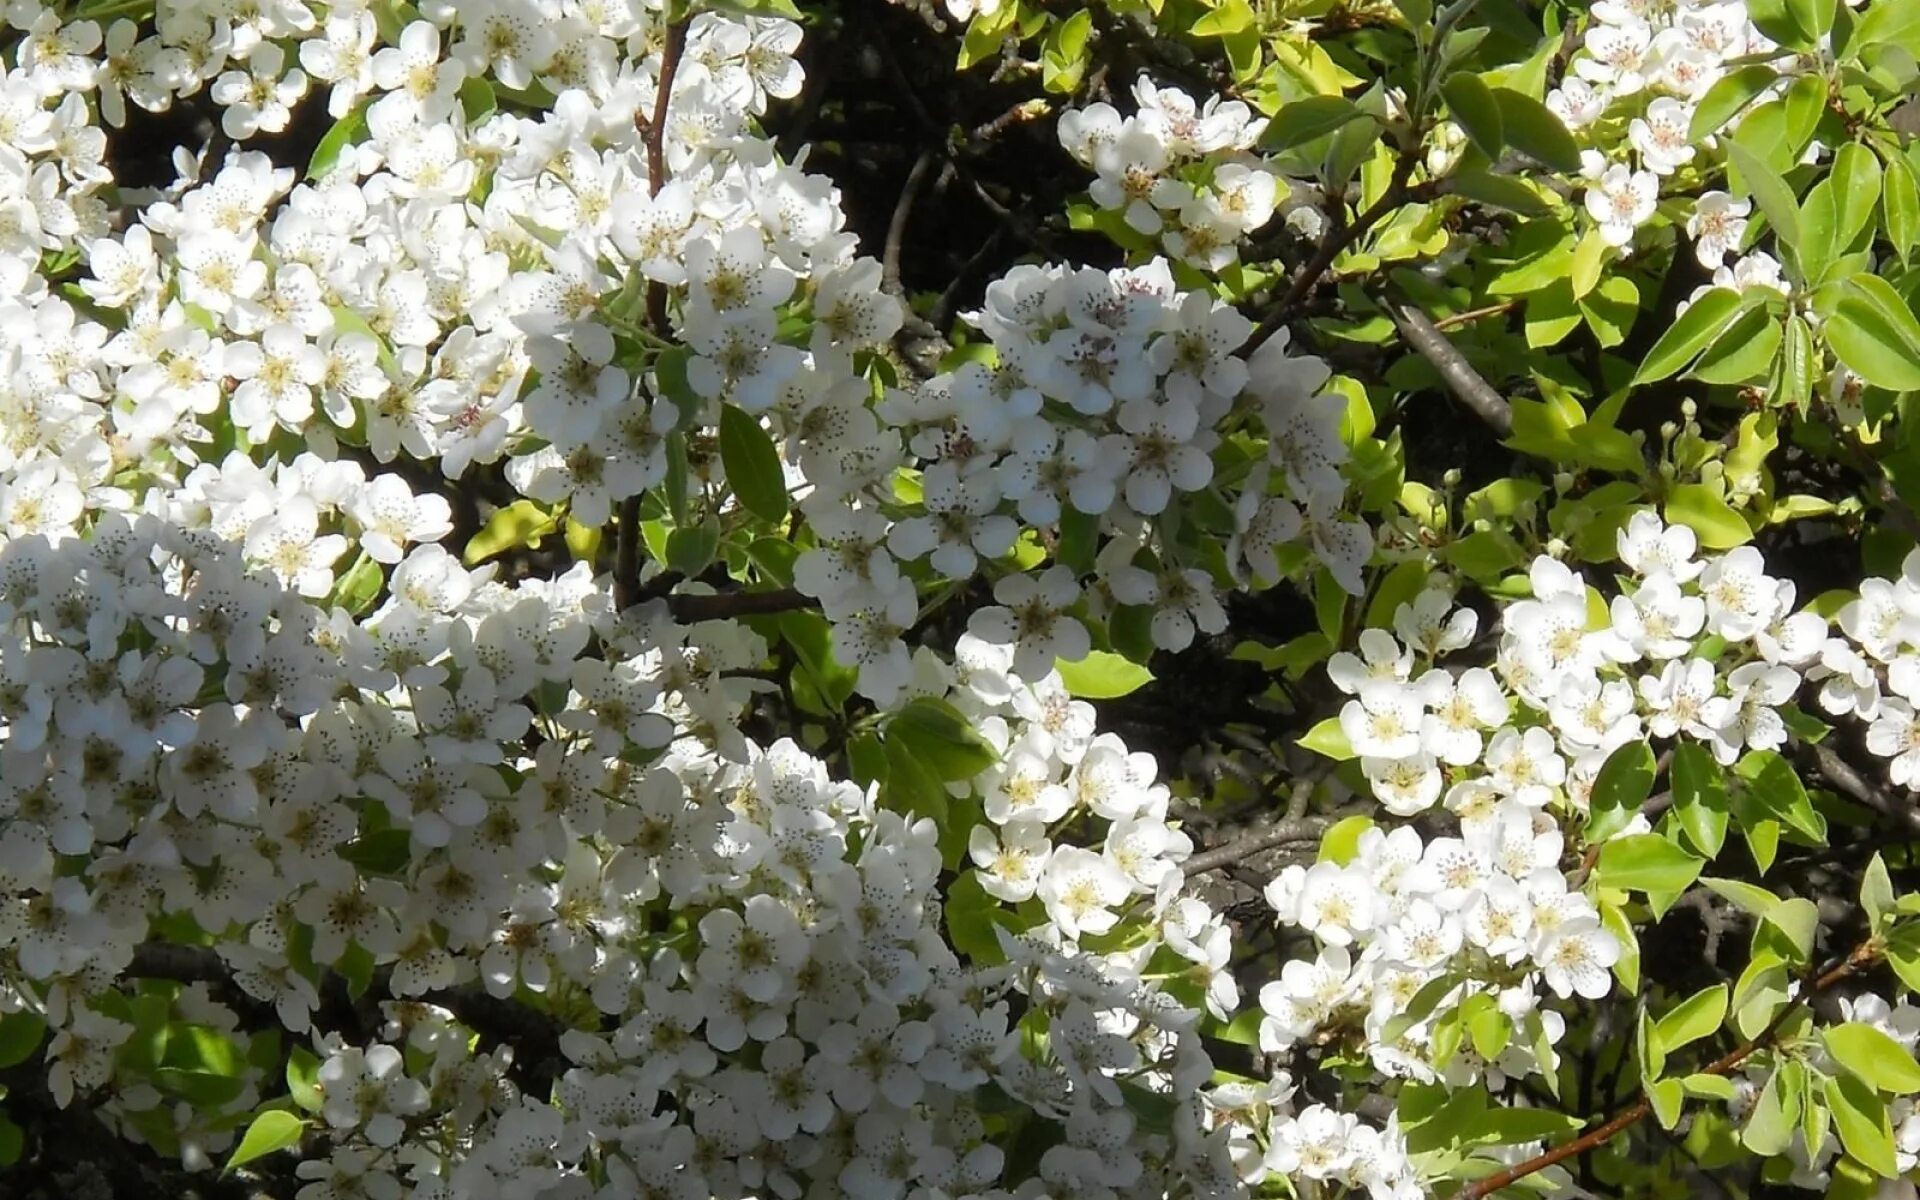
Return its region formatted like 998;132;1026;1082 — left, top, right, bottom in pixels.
1799;737;1920;836
1448;939;1882;1200
666;587;819;623
616;18;690;614
1182;815;1334;877
883;149;938;300
1386;301;1514;436
1240;149;1421;358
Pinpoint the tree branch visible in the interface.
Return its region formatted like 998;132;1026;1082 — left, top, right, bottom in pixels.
1386;301;1513;435
1449;939;1883;1200
1240;149;1420;358
666;587;819;623
1182;815;1334;877
617;18;691;614
1799;737;1920;836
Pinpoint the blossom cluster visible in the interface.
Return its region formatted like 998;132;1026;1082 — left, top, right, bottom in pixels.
1056;78;1282;270
0;3;1390;1196
1339;512;1829;832
1547;0;1787;276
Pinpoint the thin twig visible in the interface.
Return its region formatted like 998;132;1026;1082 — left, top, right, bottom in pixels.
1800;737;1920;836
1432;300;1517;330
883;150;938;299
1240;149;1420;357
1449;939;1882;1200
616;18;690;614
1387;301;1514;435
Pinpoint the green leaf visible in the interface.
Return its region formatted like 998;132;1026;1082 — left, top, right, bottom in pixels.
1665;483;1753;551
154;1067;245;1107
464;500;559;567
1826;1023;1920;1095
1886;156;1920;266
308;101;369;180
1671;741;1731;856
1649;1077;1686;1130
1864;853;1895;936
0;1012;46;1069
1601;898;1640;992
1264;95;1370;152
0;1116;20;1167
1736;749;1827;841
1826;276;1920;390
1690;64;1785;141
1703;875;1783;919
338;828;410;876
1744;1065;1798;1155
1490;86;1582;172
1780;313;1815;417
1634;287;1745;383
1586;740;1656;843
1692;306;1783;385
886;697;998;782
1657;985;1729;1052
1763;896;1819;962
225;1110;306;1174
1725;138;1802;253
1830;143;1883;251
1447;170;1553;218
1300;716;1355;760
1854;0;1920;48
665;520;720;577
1828;1073;1900;1177
1597;834;1705;895
1055;651;1154;699
1318;814;1376;866
718;404;789;524
1441;73;1504;161
1570;227;1606;300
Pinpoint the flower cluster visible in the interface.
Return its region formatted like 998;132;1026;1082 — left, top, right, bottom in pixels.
1340;513;1827;832
1057;78;1281;270
1549;0;1790;272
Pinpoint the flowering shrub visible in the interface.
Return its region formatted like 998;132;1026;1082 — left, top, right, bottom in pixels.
7;0;1920;1199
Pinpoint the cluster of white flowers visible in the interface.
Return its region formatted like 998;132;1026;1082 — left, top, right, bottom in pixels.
1340;513;1831;834
1056;78;1281;270
1550;0;1791;274
0;3;1392;1196
0;504;1254;1197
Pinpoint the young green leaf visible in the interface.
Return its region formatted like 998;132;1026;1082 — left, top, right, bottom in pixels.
1054;650;1154;699
1826;276;1920;390
1656;984;1730;1052
1828;1073;1900;1177
1690;64;1786;142
1725;138;1802;253
225;1110;306;1174
1826;1023;1920;1095
1490;87;1582;172
1634;287;1745;383
1596;834;1705;894
1586;740;1656;842
718;404;789;524
1441;73;1505;161
1864;853;1895;936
